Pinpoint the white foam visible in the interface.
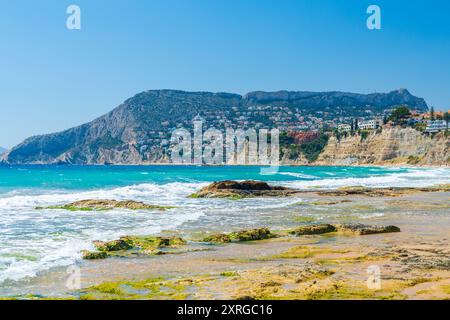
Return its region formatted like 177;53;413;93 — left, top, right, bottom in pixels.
279;172;317;179
0;182;208;283
280;168;450;189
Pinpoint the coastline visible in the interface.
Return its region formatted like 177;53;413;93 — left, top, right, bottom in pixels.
1;184;449;300
2;162;449;169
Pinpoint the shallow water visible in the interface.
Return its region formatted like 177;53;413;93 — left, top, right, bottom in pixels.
0;165;449;284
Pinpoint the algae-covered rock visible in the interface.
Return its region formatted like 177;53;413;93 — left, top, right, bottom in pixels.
84;235;187;260
229;228;274;242
335;224;401;235
288;223;400;237
189;180;297;199
38;199;174;211
82;250;108;260
202;228;274;243
93;239;133;252
289;224;336;236
202;234;232;243
121;236;186;249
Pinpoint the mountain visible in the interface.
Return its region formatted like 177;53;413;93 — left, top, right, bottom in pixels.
0;147;6;156
1;89;428;165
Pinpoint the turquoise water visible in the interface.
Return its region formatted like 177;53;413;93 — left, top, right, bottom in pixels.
0;165;449;284
0;165;440;192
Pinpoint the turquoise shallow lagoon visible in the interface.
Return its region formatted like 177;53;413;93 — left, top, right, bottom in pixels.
0;165;449;284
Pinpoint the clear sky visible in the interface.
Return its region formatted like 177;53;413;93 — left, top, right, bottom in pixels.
1;0;449;148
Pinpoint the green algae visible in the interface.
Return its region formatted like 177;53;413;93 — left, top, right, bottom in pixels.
270;245;350;260
79;276;190;300
220;271;239;277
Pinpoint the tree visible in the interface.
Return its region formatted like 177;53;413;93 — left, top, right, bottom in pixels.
430;106;435;121
444;112;450;132
388;106;411;125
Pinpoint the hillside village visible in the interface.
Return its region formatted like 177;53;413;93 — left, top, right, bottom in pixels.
336;107;449;135
274;105;449;166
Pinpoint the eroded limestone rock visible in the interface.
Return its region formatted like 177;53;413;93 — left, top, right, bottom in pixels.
189;180;297;199
38;199;174;211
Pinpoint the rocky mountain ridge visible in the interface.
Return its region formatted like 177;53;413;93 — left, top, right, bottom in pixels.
1;89;431;165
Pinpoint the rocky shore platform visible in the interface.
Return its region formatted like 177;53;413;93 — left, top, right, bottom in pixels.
1;181;449;300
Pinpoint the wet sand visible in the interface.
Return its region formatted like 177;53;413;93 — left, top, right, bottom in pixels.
1;190;449;300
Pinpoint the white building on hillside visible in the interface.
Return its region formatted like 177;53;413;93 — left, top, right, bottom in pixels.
338;124;351;132
358;119;381;130
426;120;447;133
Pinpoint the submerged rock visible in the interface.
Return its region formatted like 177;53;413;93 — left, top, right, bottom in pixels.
38;199;174;211
334;224;401;235
289;224;336;236
82;250;108;260
189;180;297;199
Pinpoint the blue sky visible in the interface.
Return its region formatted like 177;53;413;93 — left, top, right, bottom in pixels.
1;0;449;148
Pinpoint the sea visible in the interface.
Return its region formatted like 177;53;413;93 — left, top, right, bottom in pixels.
0;165;449;284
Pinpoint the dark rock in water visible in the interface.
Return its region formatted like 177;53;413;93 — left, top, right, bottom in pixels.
335;224;401;235
82;251;108;260
209;180;282;191
289;224;336;236
190;180;297;199
93;239;133;252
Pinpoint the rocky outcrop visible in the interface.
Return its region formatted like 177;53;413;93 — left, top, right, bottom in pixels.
202;228;274;243
38;199;174;211
313;128;449;167
93;239;132;252
316;185;450;197
190;180;297;199
288;223;401;236
83;236;187;259
81;251;108;260
334;224;401;235
289;224;336;236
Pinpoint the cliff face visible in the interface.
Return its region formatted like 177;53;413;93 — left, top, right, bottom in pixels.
311;128;449;167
